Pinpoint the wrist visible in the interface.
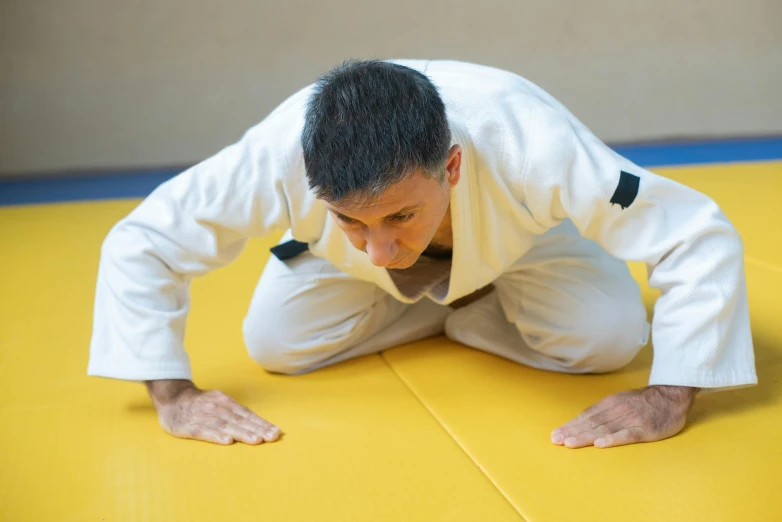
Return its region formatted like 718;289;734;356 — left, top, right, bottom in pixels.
650;385;699;405
145;379;197;407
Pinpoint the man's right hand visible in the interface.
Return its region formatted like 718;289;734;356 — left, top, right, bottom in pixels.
145;379;281;445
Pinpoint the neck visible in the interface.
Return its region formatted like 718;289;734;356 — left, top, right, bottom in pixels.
442;199;456;232
427;203;453;254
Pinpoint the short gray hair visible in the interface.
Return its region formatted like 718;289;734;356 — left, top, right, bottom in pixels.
301;59;451;204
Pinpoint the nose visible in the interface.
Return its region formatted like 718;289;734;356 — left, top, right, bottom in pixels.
365;230;399;267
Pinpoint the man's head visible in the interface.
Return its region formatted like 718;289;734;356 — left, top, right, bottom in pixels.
301;60;461;269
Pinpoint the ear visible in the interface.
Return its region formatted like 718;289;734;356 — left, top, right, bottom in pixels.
445;144;462;188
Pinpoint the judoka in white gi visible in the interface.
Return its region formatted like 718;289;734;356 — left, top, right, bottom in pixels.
88;59;757;449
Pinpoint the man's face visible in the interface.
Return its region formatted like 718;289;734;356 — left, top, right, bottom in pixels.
326;145;461;269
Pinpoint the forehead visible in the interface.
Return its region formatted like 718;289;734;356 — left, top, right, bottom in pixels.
327;171;434;216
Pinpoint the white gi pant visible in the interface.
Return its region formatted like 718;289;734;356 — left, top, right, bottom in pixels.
242;222;651;376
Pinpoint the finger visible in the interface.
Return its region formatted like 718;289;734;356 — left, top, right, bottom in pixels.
595;427;645;449
231;416;279;442
552;401;609;432
179;424;234;445
218;409;281;443
552;422;587;444
551;411;615;445
219;421;266;445
228;404;281;442
231;402;278;428
551;416;590;444
563;415;633;448
562;428;607;449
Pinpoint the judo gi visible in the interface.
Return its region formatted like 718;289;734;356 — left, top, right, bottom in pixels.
87;59;757;391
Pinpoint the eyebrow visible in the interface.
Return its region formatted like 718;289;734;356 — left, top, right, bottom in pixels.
330;204;423;221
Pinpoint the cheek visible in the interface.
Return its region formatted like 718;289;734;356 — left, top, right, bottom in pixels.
339;225;366;249
400;221;434;250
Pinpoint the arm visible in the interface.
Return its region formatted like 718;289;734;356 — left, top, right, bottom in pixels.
511;102;757;446
88;119;298;444
88;123;293;381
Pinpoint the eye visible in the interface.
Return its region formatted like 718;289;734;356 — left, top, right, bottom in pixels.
388;213;414;223
335;213;358;225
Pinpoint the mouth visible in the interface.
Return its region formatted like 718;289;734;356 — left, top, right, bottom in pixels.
386;252;417;269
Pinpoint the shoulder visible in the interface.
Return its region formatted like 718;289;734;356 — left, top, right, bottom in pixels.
425;60;547;107
422;61;574;172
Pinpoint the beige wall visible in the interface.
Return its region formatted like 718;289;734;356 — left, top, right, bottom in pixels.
1;0;780;176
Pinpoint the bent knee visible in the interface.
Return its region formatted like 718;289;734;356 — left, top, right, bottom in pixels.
242;314;367;375
518;297;647;374
566;298;648;373
243;321;318;375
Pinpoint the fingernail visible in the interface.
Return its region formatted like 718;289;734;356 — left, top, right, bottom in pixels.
595;438;606;448
266;427;279;438
565;437;576;447
551;433;564;444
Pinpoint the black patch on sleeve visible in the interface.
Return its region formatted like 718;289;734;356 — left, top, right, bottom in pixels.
270;239;309;260
610;171;640;209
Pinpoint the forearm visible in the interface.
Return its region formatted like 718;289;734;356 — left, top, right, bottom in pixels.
87;228;195;382
516;103;757;391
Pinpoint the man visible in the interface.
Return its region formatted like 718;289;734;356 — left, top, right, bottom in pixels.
88;59;757;449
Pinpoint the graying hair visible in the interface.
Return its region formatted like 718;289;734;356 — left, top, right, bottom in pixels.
301;59;451;204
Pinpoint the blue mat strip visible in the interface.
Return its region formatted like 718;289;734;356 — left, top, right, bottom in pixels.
0;170;182;206
611;136;782;167
2;136;781;206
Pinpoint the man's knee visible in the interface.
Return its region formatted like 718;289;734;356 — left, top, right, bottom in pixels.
560;297;649;373
242;305;376;375
242;305;359;375
242;320;312;375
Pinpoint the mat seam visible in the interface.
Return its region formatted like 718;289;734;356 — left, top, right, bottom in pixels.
379;351;531;522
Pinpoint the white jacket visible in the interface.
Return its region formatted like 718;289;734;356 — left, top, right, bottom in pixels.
88;59;757;390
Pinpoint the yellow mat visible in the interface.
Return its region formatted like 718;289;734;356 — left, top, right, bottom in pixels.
0;160;779;521
0;201;520;522
383;261;781;522
384;161;782;522
649;161;781;269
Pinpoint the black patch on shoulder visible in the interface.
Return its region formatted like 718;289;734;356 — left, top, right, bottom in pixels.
270;239;309;260
610;171;640;209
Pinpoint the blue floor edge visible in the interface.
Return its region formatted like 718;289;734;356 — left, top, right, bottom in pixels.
2;136;781;206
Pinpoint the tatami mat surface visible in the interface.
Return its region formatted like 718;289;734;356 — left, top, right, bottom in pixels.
0;158;779;521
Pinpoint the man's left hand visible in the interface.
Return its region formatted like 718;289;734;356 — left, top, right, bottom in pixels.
551;385;698;449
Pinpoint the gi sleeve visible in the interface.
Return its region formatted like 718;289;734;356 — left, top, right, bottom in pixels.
515;103;757;391
87;123;294;382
